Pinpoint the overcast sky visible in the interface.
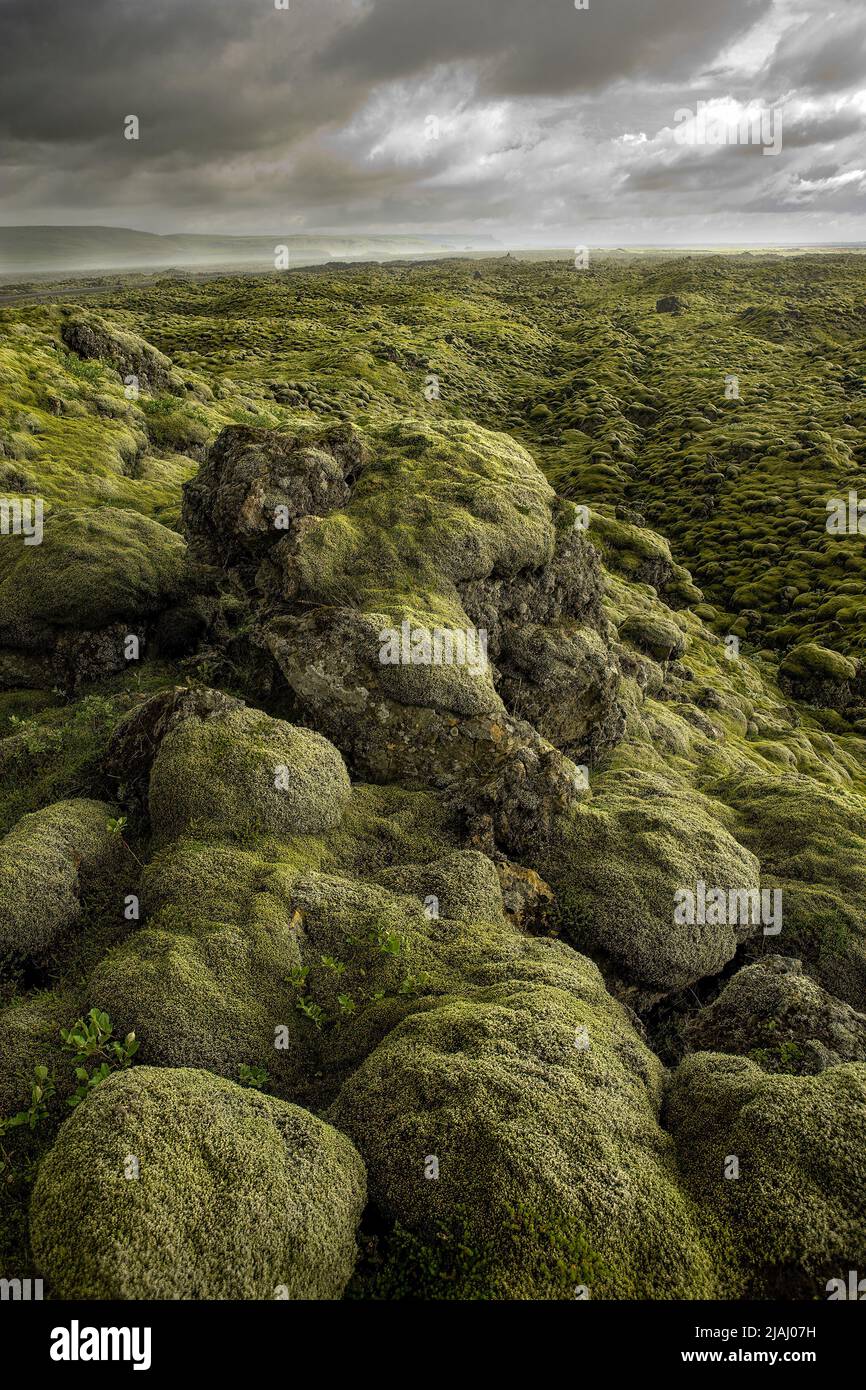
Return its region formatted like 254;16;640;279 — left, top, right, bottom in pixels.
1;0;864;243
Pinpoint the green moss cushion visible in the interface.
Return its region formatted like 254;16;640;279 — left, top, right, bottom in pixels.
30;1066;367;1299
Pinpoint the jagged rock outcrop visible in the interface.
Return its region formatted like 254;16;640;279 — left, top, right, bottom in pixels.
181;418;627;851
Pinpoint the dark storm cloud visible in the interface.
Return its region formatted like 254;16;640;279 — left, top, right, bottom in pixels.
760;3;866;94
0;0;354;152
0;0;862;240
321;0;771;95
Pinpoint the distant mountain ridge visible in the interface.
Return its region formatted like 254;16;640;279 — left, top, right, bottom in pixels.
0;226;501;276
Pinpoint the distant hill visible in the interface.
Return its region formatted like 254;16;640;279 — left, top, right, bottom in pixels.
0;226;501;277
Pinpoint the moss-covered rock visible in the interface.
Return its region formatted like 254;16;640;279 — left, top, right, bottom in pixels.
618;613;687;663
544;790;761;1004
148;704;351;842
685;955;866;1073
30;1066;366;1299
715;774;866;1010
0;798;120;964
330;970;716;1299
778;642;858;710
0;507;187;637
182;421;364;570
186;419;622;851
61;314;182;396
668;1053;866;1297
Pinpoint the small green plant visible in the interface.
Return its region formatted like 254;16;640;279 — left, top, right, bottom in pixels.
295;995;326;1029
237;1063;270;1090
105;814;143;867
399;971;432;996
337;993;357;1015
0;1066;54;1138
288;965;310;990
68;1062;113;1109
320;955;346;976
0;1066;56;1182
60;1009;139;1107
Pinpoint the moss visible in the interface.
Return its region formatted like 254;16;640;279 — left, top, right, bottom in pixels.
30;1065;367;1299
0;798;121;965
0;507;188;634
3;257;866;1300
60;313;181;395
0;988;81;1116
353;1202;611;1300
148;705;351;842
779;642;857;684
330;976;716;1299
619;613;686;662
542;790;760;1002
668;1053;866;1298
288;417;558;635
714;774;866;1008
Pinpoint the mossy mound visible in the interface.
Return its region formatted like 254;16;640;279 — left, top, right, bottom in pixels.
0;798;120;964
148;704;351;842
779;643;857;685
685;956;866;1073
668;1053;866;1297
545;791;761;1004
778;642;858;709
618;613;686;663
0;507;188;636
330;975;716;1299
716;774;866;1009
0;988;79;1115
61;314;181;396
30;1066;366;1299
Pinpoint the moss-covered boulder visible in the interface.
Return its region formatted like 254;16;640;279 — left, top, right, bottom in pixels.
148;704;351;842
182;421;364;570
61;313;182;396
778;642;858;710
685;956;866;1073
715;774;866;1010
544;791;761;1004
0;508;188;635
0;799;121;965
330;971;716;1299
0;988;79;1116
618;612;686;663
0;507;189;689
184;420;623;851
668;1053;866;1298
30;1066;366;1299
